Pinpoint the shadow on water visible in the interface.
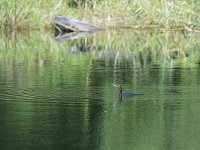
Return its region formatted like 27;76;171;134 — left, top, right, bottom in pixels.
0;30;200;150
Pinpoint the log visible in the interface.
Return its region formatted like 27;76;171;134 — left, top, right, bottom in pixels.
55;16;104;32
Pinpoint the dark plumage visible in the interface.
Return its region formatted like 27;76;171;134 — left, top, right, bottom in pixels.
113;84;143;97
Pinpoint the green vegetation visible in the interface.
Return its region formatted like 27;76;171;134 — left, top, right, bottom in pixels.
1;30;200;68
0;0;200;31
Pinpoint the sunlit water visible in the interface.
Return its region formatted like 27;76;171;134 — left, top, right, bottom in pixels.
0;30;200;150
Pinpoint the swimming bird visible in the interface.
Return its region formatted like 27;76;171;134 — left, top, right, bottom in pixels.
113;84;143;97
113;84;143;107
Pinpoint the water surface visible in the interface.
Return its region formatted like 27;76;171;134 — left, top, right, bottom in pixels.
0;30;200;150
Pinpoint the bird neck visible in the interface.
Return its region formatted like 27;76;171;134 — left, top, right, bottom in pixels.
119;87;122;96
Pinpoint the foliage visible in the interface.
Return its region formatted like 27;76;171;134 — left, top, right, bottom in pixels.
0;30;200;69
0;0;200;30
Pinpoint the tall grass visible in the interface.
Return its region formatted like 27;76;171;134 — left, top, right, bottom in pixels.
0;0;200;31
0;0;84;30
1;30;200;68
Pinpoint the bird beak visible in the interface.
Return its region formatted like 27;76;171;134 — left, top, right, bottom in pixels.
113;84;118;87
113;84;121;88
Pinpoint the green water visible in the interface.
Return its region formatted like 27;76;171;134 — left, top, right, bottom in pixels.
0;30;200;150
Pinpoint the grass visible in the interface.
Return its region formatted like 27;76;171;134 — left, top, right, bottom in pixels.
1;29;200;68
0;0;200;31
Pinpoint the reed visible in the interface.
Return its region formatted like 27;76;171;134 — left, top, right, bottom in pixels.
1;30;200;68
0;0;200;31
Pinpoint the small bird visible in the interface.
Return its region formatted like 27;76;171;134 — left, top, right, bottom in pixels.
113;84;144;107
113;84;143;97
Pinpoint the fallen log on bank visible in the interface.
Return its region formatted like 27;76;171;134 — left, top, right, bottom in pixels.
55;16;104;33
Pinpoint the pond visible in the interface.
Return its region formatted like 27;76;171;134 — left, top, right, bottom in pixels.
0;30;200;150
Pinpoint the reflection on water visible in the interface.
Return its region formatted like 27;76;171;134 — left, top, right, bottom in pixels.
0;30;200;150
